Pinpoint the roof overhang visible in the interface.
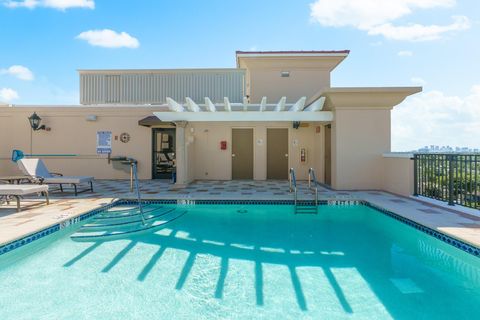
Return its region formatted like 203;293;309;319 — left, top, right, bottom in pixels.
235;50;350;71
307;87;422;110
138;115;173;127
235;50;350;58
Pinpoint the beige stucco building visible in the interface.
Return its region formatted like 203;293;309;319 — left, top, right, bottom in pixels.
0;51;421;192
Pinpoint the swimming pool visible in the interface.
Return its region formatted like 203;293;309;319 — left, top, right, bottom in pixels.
0;203;479;319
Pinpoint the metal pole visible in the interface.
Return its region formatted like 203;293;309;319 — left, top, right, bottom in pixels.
413;154;418;196
308;168;311;188
130;163;134;192
448;155;454;206
289;169;292;192
132;162;146;225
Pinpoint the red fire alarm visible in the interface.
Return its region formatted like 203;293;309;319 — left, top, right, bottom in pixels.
220;141;227;150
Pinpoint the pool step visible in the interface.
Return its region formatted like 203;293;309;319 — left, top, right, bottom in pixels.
81;208;176;230
95;204;160;219
295;205;318;214
70;209;186;242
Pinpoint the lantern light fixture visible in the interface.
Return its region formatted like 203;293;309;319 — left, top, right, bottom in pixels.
28;112;46;131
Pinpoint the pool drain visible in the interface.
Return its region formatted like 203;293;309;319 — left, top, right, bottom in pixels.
237;209;248;213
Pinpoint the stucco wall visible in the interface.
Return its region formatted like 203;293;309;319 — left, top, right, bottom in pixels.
382;154;414;197
331;108;391;190
237;57;343;103
190;122;324;181
0;107;326;182
0;106;164;179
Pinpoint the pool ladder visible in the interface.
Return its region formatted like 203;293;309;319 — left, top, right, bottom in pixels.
289;168;318;214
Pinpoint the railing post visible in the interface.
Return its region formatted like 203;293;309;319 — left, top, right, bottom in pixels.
308;168;311;188
289;169;292;192
448;154;454;206
413;154;418;196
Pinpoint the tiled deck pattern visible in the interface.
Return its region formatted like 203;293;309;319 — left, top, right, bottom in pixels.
0;179;479;251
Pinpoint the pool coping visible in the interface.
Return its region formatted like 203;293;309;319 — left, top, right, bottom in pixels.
1;198;479;258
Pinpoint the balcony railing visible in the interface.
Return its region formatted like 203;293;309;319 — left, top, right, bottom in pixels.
414;153;480;209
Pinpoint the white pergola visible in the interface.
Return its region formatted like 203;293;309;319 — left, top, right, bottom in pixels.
153;96;332;122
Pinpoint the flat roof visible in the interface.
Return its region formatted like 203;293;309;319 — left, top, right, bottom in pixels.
77;68;244;74
236;50;350;57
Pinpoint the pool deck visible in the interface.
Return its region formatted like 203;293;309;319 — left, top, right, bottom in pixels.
1;179;479;250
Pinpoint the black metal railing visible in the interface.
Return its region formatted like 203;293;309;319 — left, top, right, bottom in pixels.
414;153;479;209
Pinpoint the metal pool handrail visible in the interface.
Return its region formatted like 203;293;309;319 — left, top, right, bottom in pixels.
289;168;297;206
308;168;319;206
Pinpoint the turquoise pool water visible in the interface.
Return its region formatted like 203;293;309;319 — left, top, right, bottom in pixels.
0;204;479;319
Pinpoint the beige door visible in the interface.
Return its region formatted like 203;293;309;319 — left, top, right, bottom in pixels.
267;128;288;179
232;128;254;180
324;125;332;185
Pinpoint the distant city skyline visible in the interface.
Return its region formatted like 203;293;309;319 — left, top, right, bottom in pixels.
0;0;479;151
414;145;479;153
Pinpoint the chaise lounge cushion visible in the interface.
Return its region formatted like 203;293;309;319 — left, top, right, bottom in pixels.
42;176;93;184
0;184;49;196
17;159;94;184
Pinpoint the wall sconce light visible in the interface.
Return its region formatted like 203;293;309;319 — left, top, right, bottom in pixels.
28;112;46;131
293;121;301;129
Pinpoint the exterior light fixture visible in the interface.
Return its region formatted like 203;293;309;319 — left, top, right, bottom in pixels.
28;112;46;131
293;121;301;129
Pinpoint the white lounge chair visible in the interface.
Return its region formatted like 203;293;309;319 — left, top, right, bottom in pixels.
17;158;94;196
0;184;49;212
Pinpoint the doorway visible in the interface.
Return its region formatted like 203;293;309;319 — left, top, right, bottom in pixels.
152;128;176;179
267;128;288;179
232;128;254;179
324;124;332;185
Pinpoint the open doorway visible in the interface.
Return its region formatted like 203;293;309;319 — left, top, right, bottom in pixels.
152;128;176;179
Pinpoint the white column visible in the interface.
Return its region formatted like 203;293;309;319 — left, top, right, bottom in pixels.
175;121;188;186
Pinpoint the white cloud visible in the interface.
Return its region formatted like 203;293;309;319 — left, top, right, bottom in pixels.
76;29;140;49
398;50;413;56
368;16;470;41
4;0;94;10
410;77;427;85
0;65;34;80
392;86;480;151
0;88;19;101
309;0;470;41
3;0;37;8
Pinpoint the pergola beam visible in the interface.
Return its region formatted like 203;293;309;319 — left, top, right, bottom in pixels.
259;97;267;112
243;97;249;111
166;97;184;112
204;97;216;112
185;97;200;112
289;96;306;112
165;96;329;113
274;97;286;112
153;111;334;122
304;96;325;111
224;97;232;112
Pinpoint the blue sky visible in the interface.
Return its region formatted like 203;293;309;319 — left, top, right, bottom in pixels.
0;0;479;151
